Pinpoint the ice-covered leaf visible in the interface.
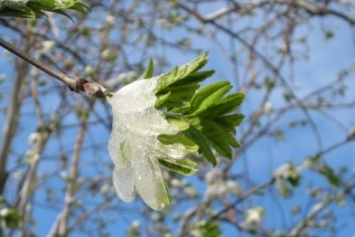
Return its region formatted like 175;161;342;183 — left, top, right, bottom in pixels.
158;158;197;175
157;134;198;153
108;77;190;210
108;53;244;210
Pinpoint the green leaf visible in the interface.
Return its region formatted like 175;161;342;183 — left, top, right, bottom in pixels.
184;125;217;165
155;52;209;93
166;118;190;131
274;163;300;198
155;70;214;111
215;114;244;135
192;221;221;237
158;158;197;175
319;165;340;187
199;120;239;158
287;167;300;187
154;53;244;166
187;81;231;115
309;153;322;164
1;208;20;229
307;154;340;187
0;1;35;18
109;53;244;211
142;57;154;79
52;9;75;22
69;2;90;14
157;134;199;153
198;92;244;118
0;0;89;19
276;178;293;198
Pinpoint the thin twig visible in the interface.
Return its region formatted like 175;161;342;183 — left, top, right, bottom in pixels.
202;0;355;25
0;38;31;195
19;80;50;237
0;37;78;91
289;182;355;236
0;37;112;99
175;1;324;155
57;100;95;237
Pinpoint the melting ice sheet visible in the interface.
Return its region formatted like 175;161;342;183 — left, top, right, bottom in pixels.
108;77;187;210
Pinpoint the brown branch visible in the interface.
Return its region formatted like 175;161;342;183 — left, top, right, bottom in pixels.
0;37;32;237
19;79;50;237
289;182;355;235
178;177;275;236
56;100;95;237
0;38;31;195
0;19;87;66
67;195;115;233
175;0;324;155
0;37;77;91
0;38;111;98
200;0;355;25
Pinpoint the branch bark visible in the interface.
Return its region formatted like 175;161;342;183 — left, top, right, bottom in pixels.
200;0;355;25
0;38;31;195
18;79;50;237
0;37;77;91
52;100;95;237
289;182;355;235
0;37;111;98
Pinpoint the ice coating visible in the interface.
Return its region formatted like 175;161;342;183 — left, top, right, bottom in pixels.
108;77;188;210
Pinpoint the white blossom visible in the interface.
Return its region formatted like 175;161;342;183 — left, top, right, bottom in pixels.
244;206;265;226
28;132;40;144
84;65;95;76
263;101;272;115
105;15;115;25
205;168;222;184
0;208;9;217
131;220;140;228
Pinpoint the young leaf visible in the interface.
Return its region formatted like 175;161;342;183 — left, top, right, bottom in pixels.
109;77;195;210
157;134;198;153
155;52;209;92
187;81;232;115
142;57;154;79
153;53;244;165
109;53;244;210
0;1;36;18
0;0;89;19
318;165;340;187
158;158;198;175
183;125;217;165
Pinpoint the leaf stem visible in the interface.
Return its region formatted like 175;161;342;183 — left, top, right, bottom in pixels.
0;37;77;91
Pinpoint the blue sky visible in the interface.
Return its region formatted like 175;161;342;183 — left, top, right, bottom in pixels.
1;4;355;236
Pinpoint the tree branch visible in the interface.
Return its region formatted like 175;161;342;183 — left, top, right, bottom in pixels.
0;37;111;98
201;0;355;25
57;100;95;237
0;37;78;91
289;183;355;235
174;1;324;164
19;79;50;237
0;38;31;195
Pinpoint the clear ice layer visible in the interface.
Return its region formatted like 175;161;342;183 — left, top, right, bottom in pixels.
108;77;188;210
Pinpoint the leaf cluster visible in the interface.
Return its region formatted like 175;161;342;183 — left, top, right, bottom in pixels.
0;0;89;20
143;53;244;173
308;154;340;187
